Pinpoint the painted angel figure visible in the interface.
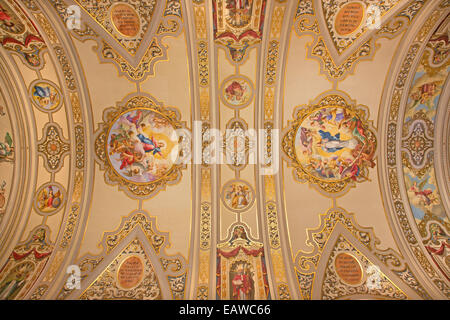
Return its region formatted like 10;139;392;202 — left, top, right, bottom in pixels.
137;124;165;157
299;127;313;155
318;130;358;153
410;82;440;110
409;180;436;206
428;223;450;245
0;132;13;162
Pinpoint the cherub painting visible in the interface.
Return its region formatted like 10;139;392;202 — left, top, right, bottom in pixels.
405;170;445;220
223;79;252;107
107;109;178;183
224;182;252;211
229;261;255;300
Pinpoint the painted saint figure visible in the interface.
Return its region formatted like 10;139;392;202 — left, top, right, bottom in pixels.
231;263;254;300
0;262;34;300
37;186;62;211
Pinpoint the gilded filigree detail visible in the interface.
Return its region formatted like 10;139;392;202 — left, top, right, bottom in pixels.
60;204;80;249
160;258;182;272
196;285;208;300
79;239;162;300
277;283;291;300
383;3;450;296
37;123;70;172
265;40;279;86
296;270;314;300
295;0;426;81
29;285;48;300
321;235;408;300
104;213;165;254
168;273;186;299
311;38;372;81
100;39;164;81
73;0;158;55
322;0;401;54
200;202;211;249
266;201;281;249
197;41;209;86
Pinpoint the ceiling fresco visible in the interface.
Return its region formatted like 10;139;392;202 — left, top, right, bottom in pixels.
0;0;448;302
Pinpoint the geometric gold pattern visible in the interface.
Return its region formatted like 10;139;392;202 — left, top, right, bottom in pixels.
37;123;70;172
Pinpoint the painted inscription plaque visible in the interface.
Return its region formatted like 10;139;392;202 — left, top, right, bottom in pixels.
117;256;144;289
335;2;364;36
110;3;140;37
334;253;363;286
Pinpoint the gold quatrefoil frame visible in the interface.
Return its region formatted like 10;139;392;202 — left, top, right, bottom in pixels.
282;93;377;195
94;94;189;199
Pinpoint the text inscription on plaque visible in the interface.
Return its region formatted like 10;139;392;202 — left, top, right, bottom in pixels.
117;256;144;289
334;253;363;285
335;2;364;36
111;3;140;37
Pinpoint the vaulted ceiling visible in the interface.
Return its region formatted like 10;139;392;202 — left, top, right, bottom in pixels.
0;0;448;300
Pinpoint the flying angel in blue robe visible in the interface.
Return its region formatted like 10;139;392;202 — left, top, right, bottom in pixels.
318;130;358;153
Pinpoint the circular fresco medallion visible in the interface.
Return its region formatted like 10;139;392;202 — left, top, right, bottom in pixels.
110;3;140;38
117;256;144;290
334;253;363;286
221;76;253;109
34;183;66;215
107;108;179;184
29;80;62;112
334;2;365;36
221;180;255;213
294;106;376;183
